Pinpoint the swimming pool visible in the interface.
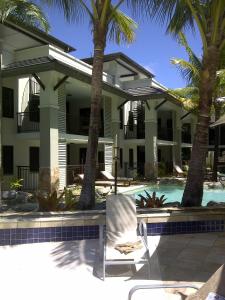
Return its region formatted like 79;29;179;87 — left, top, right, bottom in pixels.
133;184;225;206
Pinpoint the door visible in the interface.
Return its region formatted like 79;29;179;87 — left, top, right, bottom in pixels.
137;146;145;176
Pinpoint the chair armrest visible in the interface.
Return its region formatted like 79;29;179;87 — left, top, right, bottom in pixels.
128;284;199;300
138;220;148;250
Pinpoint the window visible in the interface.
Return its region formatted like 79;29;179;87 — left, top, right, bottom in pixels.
119;148;123;168
98;151;104;164
2;87;14;118
29;95;40;122
2;145;13;175
129;149;134;168
29;147;39;172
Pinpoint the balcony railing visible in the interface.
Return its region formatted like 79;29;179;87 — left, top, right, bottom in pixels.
17;112;40;133
66;113;104;137
124;125;145;139
17;112;104;137
17;166;39;190
158;128;173;141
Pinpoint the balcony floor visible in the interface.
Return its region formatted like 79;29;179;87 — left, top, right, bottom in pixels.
0;232;224;299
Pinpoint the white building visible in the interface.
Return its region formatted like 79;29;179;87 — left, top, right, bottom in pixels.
1;20;198;191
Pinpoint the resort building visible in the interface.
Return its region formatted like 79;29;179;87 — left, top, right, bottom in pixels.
1;20;222;192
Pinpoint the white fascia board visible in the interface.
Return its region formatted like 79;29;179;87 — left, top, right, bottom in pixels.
59;133;113;144
48;45;113;84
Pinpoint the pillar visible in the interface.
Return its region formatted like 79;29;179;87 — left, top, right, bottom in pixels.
39;71;59;192
173;109;182;167
145;101;158;179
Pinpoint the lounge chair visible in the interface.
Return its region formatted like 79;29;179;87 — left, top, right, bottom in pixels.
100;170;132;186
77;174;114;187
100;194;150;280
218;172;225;188
128;264;225;300
174;164;185;177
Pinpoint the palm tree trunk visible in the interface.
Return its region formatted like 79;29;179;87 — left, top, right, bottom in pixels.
212;105;221;182
0;51;2;207
78;23;106;209
182;46;220;207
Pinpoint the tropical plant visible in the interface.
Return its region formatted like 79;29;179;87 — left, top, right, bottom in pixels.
136;190;167;208
149;0;225;206
46;0;149;209
0;0;49;206
9;178;23;190
37;190;65;211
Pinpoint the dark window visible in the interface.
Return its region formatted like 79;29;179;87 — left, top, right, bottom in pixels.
29;147;39;172
120;148;123;168
129;149;134;168
2;87;14;118
167;119;173;128
157;118;161;129
98;151;104;164
128;111;134;131
79;148;87;165
67;144;71;165
157;149;162;162
2;145;13;175
119;108;124;129
29;95;40;122
80;108;104;136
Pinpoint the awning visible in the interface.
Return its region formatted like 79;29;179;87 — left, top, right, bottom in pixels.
210;114;225;127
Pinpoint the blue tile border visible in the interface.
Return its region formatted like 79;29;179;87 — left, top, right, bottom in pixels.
0;220;224;246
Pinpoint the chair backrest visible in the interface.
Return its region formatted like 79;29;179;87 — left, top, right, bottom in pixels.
101;170;114;180
174;165;184;174
106;194;138;247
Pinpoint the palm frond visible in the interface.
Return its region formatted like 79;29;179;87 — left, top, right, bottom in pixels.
0;0;49;31
108;8;137;44
171;57;200;85
44;0;90;23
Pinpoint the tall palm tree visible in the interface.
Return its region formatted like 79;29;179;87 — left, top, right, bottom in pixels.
46;0;144;209
149;0;225;206
0;1;49;205
171;33;225;184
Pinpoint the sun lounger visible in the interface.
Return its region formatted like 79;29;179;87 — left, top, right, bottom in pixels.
174;164;185;177
100;194;150;280
77;174;114;187
100;170;132;186
129;264;225;300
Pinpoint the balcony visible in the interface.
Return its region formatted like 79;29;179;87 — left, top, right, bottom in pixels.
124;125;145;139
17;112;104;137
158;128;173;141
17;112;40;133
182;132;192;144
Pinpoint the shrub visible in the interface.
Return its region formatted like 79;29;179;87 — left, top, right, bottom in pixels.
136;190;167;208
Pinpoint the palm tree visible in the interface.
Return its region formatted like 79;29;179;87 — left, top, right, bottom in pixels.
149;0;225;206
0;1;49;205
46;0;144;209
170;33;225;184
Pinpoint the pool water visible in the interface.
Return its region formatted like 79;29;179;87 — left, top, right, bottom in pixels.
134;185;225;206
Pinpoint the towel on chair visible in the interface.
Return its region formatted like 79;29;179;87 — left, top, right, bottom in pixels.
115;240;143;255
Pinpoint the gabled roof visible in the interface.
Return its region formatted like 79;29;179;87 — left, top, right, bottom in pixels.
5;19;75;53
82;52;154;78
2;56;181;107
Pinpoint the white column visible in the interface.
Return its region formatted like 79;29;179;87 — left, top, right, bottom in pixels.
39;71;59;192
145;101;158;179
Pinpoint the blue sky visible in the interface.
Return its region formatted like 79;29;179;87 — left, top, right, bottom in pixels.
43;4;202;89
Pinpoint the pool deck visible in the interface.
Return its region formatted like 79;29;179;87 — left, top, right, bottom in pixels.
1;232;225;300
